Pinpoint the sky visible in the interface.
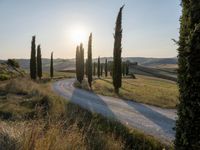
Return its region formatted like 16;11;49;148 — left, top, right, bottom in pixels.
0;0;181;59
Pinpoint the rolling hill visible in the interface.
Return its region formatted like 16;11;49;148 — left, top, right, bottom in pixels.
0;57;177;72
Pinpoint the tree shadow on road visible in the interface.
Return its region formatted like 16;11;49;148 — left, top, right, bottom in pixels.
68;79;176;142
124;100;176;136
70;87;116;119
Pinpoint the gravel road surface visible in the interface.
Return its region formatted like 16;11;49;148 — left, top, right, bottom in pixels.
52;78;177;144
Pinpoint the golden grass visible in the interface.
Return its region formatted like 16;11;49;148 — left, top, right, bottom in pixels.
0;78;65;120
0;120;87;150
43;71;75;79
0;77;172;150
89;75;179;108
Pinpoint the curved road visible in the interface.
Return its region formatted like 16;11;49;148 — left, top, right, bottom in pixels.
52;78;177;144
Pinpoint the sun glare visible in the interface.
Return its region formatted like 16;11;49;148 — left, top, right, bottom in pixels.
70;26;88;44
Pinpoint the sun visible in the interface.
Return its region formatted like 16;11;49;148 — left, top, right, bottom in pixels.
70;26;88;44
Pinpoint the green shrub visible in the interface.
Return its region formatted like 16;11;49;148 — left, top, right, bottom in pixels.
7;59;20;68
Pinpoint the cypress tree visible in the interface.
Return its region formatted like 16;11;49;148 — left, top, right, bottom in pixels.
37;45;42;79
50;52;54;79
109;61;113;77
123;62;126;76
80;43;84;83
113;6;124;93
76;46;81;83
87;33;93;87
175;1;200;149
30;36;37;80
93;62;96;76
100;63;103;76
105;58;108;77
125;61;129;76
97;57;100;78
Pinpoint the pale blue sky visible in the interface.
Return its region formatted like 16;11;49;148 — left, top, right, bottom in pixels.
0;0;181;59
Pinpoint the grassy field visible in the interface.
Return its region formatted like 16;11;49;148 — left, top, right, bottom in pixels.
41;71;75;79
81;75;179;108
0;77;171;150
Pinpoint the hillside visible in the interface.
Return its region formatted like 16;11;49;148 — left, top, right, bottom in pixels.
0;61;25;80
0;57;177;72
129;65;177;81
17;58;75;72
89;57;177;69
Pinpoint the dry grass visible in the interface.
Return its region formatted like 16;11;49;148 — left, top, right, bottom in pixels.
82;75;179;108
0;107;124;150
0;120;86;150
0;77;172;150
0;78;65;120
43;71;75;80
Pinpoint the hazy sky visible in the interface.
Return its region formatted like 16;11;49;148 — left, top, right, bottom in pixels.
0;0;181;59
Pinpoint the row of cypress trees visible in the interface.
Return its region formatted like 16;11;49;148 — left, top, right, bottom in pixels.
75;6;124;93
30;36;54;80
76;33;93;88
122;62;129;76
30;36;42;80
91;59;128;78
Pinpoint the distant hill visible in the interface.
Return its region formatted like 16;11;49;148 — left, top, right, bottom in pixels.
129;65;177;82
93;57;177;68
123;57;178;68
0;57;177;72
16;58;75;72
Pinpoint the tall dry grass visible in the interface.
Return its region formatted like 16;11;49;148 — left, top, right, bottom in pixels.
0;77;171;150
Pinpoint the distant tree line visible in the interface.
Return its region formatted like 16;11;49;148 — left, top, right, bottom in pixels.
30;36;54;80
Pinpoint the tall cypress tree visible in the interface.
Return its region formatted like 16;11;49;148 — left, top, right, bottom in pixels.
113;6;124;93
97;57;100;78
93;62;96;76
100;63;103;76
80;43;84;83
87;33;93;87
125;61;129;76
175;1;200;149
50;52;54;79
76;46;81;83
105;58;108;77
37;45;42;79
30;36;37;80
